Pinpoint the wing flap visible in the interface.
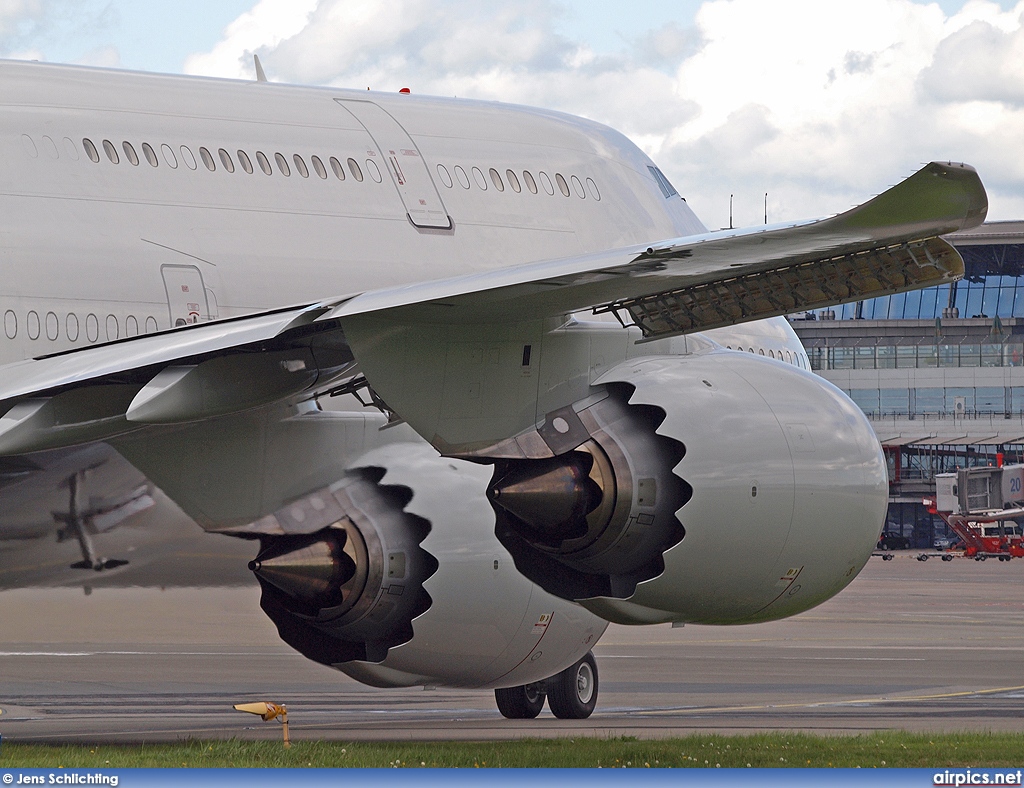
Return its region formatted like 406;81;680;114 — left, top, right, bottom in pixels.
599;235;959;339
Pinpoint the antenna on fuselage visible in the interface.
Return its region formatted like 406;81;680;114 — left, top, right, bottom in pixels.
729;194;734;229
254;54;268;83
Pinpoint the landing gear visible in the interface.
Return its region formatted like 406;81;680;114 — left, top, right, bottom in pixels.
548;652;599;719
494;651;599;720
494;682;545;719
54;472;129;572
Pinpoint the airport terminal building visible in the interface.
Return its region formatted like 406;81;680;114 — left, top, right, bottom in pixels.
789;220;1024;547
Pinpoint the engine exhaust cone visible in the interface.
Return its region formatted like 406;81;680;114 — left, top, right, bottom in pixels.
250;537;356;602
490;456;596;533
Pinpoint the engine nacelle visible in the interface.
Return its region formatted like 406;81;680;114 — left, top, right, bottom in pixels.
490;350;887;625
248;438;606;689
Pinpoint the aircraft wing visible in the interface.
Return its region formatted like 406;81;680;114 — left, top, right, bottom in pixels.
332;161;984;337
0;160;986;455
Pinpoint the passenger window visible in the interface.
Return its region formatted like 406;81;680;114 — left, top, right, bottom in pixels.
27;310;40;340
365;159;382;182
489;168;504;191
161;143;178;168
471;166;487;190
759;348;765;356
122;141;139;166
523;170;538;194
145;316;158;334
555;173;570;197
126;315;139;337
293;154;309;178
66;313;79;342
256;151;272;175
437;164;453;188
505;169;521;193
106;314;119;341
86;314;99;343
45;311;58;341
179;146;197;170
539;171;554;195
41;135;58;160
347;158;363;182
199;147;216;171
219;149;235;173
102;139;119;164
141;143;158;166
571;175;585;198
275;153;291;176
311;155;327;179
63;137;80;161
83;138;100;163
330;156;346;180
454;165;471;188
237;150;253;174
586;177;601;201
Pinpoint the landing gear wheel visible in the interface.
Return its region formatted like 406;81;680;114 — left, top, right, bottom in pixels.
495;682;545;719
547;651;598;719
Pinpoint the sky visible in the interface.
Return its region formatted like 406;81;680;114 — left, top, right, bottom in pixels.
1;0;1023;230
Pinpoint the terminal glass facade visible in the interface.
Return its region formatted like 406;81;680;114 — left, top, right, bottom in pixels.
832;244;1024;320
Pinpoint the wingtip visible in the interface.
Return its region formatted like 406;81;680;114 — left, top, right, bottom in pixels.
924;161;988;230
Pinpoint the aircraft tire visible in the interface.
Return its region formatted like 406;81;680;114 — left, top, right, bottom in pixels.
495;683;545;719
547;651;598;719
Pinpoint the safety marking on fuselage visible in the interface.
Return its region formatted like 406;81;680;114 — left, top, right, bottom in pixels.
633;682;1024;716
531;612;552;635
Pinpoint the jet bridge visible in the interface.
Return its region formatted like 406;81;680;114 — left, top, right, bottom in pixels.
927;464;1024;561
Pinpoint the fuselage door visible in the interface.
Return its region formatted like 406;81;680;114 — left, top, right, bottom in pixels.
161;264;210;328
336;99;452;230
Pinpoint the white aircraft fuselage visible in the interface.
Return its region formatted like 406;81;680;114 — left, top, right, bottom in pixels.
0;61;747;357
0;61;951;710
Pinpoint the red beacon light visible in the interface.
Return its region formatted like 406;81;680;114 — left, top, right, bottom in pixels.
399;87;411;94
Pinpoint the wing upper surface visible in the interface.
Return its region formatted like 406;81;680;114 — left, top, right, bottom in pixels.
331;161;984;333
0;161;987;454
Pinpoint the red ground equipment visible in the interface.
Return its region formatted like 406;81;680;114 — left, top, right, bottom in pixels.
926;464;1024;561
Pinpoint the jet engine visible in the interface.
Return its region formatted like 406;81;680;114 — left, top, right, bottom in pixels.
246;439;607;689
489;350;887;625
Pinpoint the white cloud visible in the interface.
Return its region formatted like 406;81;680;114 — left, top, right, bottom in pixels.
183;0;317;80
0;0;43;44
185;0;1024;228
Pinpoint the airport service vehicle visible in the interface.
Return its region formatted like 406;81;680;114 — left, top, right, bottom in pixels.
928;465;1024;561
0;60;987;718
877;532;911;551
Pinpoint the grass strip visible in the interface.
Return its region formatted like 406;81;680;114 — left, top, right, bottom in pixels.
1;732;1023;768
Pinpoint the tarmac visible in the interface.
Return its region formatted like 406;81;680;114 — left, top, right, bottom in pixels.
1;553;1023;742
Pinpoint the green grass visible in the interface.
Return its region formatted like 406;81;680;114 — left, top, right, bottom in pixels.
1;732;1022;768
